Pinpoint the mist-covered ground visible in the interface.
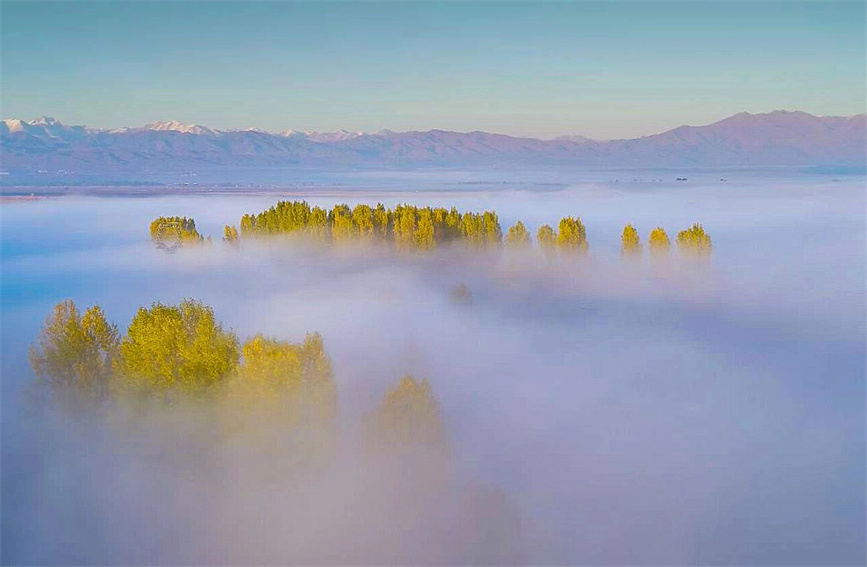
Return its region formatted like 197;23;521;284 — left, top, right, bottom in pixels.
1;171;865;565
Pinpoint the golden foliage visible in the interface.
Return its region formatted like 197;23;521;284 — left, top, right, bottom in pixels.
29;300;119;401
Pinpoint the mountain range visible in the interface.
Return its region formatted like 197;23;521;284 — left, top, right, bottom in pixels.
1;111;864;185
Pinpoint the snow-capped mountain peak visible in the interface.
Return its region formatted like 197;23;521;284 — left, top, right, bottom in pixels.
143;121;218;136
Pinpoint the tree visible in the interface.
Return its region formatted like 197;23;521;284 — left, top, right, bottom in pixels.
648;227;671;256
330;204;356;242
149;217;203;250
352;204;375;239
505;221;531;247
308;206;328;238
395;205;418;249
223;225;239;243
373;203;390;239
537;224;556;253
414;208;436;250
235;332;337;427
118;299;239;395
621;224;641;258
365;375;445;452
30;300;119;402
677;223;712;256
482;211;503;245
557;217;588;253
450;283;472;305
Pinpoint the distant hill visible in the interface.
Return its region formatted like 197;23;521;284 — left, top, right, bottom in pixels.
1;111;864;184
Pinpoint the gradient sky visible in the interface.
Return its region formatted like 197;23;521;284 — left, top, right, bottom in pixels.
2;1;865;139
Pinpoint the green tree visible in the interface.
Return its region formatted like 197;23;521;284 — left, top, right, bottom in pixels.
537;224;557;253
621;224;641;258
677;223;712;256
557;217;588;253
118;299;239;395
648;227;671;256
505;221;531;247
30;300;120;402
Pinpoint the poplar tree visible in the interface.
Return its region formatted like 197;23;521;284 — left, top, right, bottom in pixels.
30;300;120;402
505;221;531;247
648;227;671;256
621;224;641;257
677;223;712;256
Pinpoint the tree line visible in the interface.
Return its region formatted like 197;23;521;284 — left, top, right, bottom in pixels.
152;202;711;257
621;223;712;257
29;299;444;453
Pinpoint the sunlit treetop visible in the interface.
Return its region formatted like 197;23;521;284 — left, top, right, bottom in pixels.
621;223;641;258
365;375;446;453
505;221;531;247
29;300;119;403
117;299;240;395
150;216;204;251
649;227;671;255
677;223;712;256
556;216;588;253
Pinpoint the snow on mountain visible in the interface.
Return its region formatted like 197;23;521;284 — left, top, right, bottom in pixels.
303;129;365;143
1;111;864;181
143;121;218;136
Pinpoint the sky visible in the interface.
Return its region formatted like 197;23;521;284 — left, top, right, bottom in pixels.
1;1;865;139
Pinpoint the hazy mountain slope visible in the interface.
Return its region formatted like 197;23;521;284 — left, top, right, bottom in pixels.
1;111;864;182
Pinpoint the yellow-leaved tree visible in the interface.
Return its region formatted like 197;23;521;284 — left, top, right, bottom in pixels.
149;216;203;250
117;299;239;396
30;300;120;402
505;221;531;247
223;225;239;243
677;223;712;257
649;227;671;256
621;224;641;258
536;224;556;254
557;216;588;253
365;375;446;454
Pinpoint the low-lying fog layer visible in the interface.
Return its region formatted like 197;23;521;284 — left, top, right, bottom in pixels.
2;174;865;565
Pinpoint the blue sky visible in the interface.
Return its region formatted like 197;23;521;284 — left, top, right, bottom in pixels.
2;1;864;139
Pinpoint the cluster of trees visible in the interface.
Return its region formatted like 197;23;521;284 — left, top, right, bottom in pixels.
30;299;443;452
619;224;712;258
236;201;504;250
149;217;205;249
151;206;711;259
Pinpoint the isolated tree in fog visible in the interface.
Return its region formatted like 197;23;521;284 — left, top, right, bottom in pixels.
236;332;337;427
30;300;120;401
505;221;531;247
621;224;641;257
536;224;556;253
556;216;588;252
150;216;204;250
677;223;712;256
366;375;446;452
648;227;671;255
118;299;239;394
